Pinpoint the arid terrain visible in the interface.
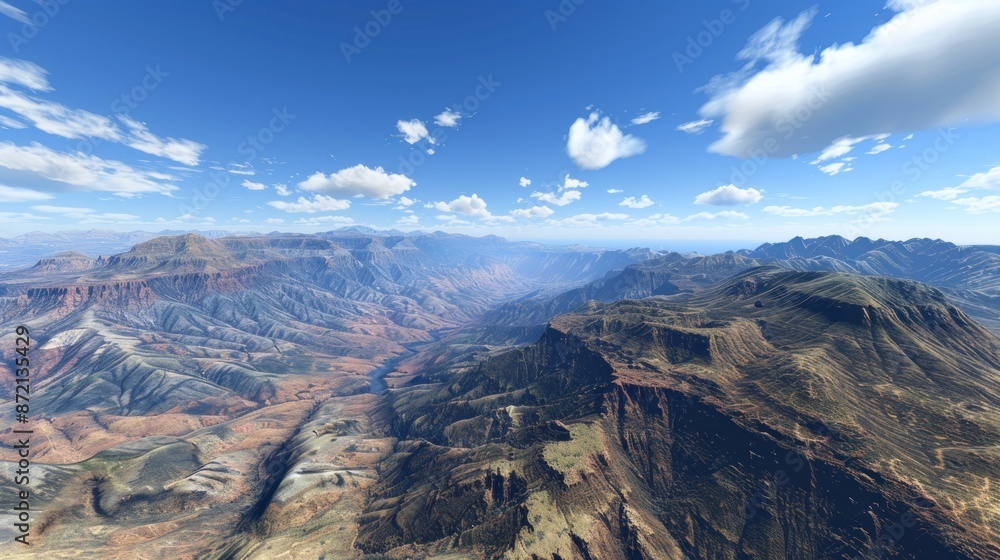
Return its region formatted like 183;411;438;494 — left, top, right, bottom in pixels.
1;230;998;559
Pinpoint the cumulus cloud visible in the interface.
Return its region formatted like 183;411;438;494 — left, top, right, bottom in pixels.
0;141;177;195
529;174;588;206
519;176;531;188
619;195;655;209
531;189;581;207
397;214;420;226
434;108;462;127
241;180;266;191
631;111;660;125
763;202;899;218
267;194;351;213
274;183;291;196
683;211;750;221
396;118;435;144
510;205;555;218
394;196;416;209
676;119;714;135
433;194;492;219
694;185;763;206
699;2;1000;159
299;164;415;199
566;112;646;170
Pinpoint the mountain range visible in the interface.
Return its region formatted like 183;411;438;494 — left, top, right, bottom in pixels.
0;231;997;558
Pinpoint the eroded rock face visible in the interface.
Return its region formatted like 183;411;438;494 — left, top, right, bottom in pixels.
357;269;1000;559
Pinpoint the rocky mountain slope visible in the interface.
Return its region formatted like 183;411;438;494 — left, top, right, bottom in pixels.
1;233;998;558
356;268;1000;558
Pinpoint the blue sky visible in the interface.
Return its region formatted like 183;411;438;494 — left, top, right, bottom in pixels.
0;0;998;248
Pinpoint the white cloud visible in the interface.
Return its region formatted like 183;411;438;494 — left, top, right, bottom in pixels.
818;162;853;176
811;137;868;163
0;113;25;129
241;179;267;191
117;115;206;167
0;141;176;195
619;195;655;209
267;194;351;213
396;118;436;144
510;205;554;218
0;184;52;202
395;196;416;208
566;112;646;170
607;188;623;194
294;216;354;225
531;189;581;207
560;175;588;190
31;205;93;213
0;56;49;90
676;119;714;135
763;202;899;218
299;164;415;199
274;183;291;196
228;162;256;176
694;185;763;206
947;195;1000;214
434;108;462;127
631;111;661;125
0;2;29;24
632;213;681;227
0;83;205;166
919;165;1000;205
519;176;531;188
548;213;630;227
397;214;420;226
264;218;285;225
683;211;750;221
433;194;492;219
154;214;216;226
700;2;1000;158
867;143;892;155
529;174;588;206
